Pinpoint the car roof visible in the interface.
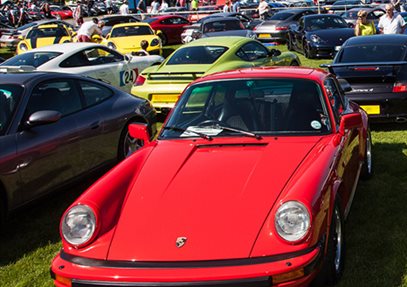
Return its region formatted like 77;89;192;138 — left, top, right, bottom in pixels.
192;66;327;84
344;34;407;45
0;72;57;85
202;17;242;24
19;42;109;53
112;22;151;28
181;36;250;47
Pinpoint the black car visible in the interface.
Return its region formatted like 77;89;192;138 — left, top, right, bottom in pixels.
198;12;257;30
0;71;157;225
286;14;355;58
323;35;407;123
341;7;385;28
191;17;256;41
254;9;316;43
99;15;141;37
325;0;365;14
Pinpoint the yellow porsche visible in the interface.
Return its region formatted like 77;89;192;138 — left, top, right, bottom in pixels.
16;24;74;55
102;22;162;56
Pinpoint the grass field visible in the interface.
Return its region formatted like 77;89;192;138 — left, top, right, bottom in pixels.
0;44;407;287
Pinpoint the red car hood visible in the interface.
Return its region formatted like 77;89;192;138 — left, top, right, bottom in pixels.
107;137;321;261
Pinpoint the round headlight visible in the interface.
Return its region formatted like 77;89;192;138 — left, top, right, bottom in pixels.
107;42;116;50
150;38;160;47
310;34;321;43
61;205;96;246
20;43;28;51
275;201;310;242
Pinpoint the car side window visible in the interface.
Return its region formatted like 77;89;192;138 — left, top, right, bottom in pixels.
79;80;113;107
236;42;268;61
324;78;345;124
26;79;82;117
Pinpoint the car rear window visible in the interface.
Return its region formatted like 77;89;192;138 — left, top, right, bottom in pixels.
270;12;293;20
166;46;228;65
338;44;407;62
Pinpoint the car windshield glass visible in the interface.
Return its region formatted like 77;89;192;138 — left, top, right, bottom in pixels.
203;20;244;32
27;27;68;38
166;46;228;65
270;12;293;20
342;10;359;19
111;25;153;37
0;85;23;136
142;18;157;23
305;16;348;30
17;22;37;31
160;78;330;139
1;52;62;67
338;44;407;62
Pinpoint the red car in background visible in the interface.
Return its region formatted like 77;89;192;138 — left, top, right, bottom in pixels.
51;67;372;287
143;15;191;45
50;5;73;20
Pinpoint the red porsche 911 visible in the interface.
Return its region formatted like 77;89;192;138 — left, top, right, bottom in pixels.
51;67;372;287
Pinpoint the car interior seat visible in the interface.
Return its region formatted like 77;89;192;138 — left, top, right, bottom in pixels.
284;81;324;131
0;92;10;132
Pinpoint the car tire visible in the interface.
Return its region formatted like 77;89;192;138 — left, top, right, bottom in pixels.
312;201;345;286
304;42;314;59
118;121;145;161
159;32;168;46
361;129;373;180
287;35;294;51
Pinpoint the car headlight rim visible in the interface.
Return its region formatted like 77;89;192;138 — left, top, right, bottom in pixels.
61;204;97;247
20;43;28;51
107;42;116;50
275;200;311;242
150;38;160;47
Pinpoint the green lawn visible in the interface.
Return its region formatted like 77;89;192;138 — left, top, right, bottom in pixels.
1;44;407;287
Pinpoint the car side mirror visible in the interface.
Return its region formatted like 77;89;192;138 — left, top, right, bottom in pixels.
124;54;132;62
128;123;151;146
26;110;62;127
269;48;281;57
191;30;201;39
289;24;298;31
338;78;352;93
339;113;362;135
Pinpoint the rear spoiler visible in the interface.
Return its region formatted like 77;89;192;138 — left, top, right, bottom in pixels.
0;65;36;73
148;72;205;81
321;61;407;74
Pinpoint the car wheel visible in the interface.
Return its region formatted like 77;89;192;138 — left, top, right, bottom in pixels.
118;121;145;160
287;35;294;51
159;32;168;46
312;201;345;286
304;42;314;59
361;129;373;179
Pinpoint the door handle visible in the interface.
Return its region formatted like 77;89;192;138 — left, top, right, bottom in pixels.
90;121;100;130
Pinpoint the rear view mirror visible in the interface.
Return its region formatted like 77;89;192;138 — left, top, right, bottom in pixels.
128;123;151;146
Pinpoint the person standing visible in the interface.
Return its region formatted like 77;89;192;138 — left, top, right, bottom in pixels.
17;3;28;27
119;0;129;14
223;0;231;12
105;0;113;14
354;10;376;36
41;1;52;19
231;0;240;13
159;0;169;11
77;17;103;42
257;0;269;20
73;1;84;26
191;0;198;10
378;4;406;34
137;0;147;13
150;0;160;14
391;0;401;12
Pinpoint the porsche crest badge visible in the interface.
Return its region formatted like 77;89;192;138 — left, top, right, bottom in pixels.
176;237;187;248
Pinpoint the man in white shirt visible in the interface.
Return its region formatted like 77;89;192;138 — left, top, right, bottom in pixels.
119;1;129;15
77;18;103;42
257;0;269;20
159;0;169;11
378;4;406;34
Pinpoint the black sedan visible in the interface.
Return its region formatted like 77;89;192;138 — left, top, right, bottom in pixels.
99;15;141;37
0;71;157;225
286;14;355;58
190;17;256;41
323;35;407;123
253;8;316;43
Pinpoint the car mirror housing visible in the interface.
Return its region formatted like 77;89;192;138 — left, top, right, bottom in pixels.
269;49;281;57
338;78;352;93
339;113;362;135
128;123;151;146
26;110;62;127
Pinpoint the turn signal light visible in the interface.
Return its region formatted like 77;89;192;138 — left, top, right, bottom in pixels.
393;82;407;93
135;75;146;86
272;268;305;284
55;274;72;287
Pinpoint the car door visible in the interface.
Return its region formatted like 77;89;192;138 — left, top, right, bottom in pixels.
58;46;134;93
325;77;360;209
14;79;83;205
293;17;306;51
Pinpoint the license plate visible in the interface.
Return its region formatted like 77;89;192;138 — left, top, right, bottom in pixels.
360;105;380;115
258;34;270;38
151;94;179;103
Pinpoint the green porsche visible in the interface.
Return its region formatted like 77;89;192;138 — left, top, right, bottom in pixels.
131;36;301;113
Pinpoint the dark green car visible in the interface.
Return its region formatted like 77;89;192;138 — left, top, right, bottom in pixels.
131;36;301;113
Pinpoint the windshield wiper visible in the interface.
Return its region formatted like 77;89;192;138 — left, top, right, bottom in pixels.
213;124;263;140
163;126;213;141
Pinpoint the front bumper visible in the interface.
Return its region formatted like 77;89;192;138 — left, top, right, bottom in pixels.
51;244;323;287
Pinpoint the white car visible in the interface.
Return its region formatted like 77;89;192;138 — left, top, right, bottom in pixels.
0;43;164;93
